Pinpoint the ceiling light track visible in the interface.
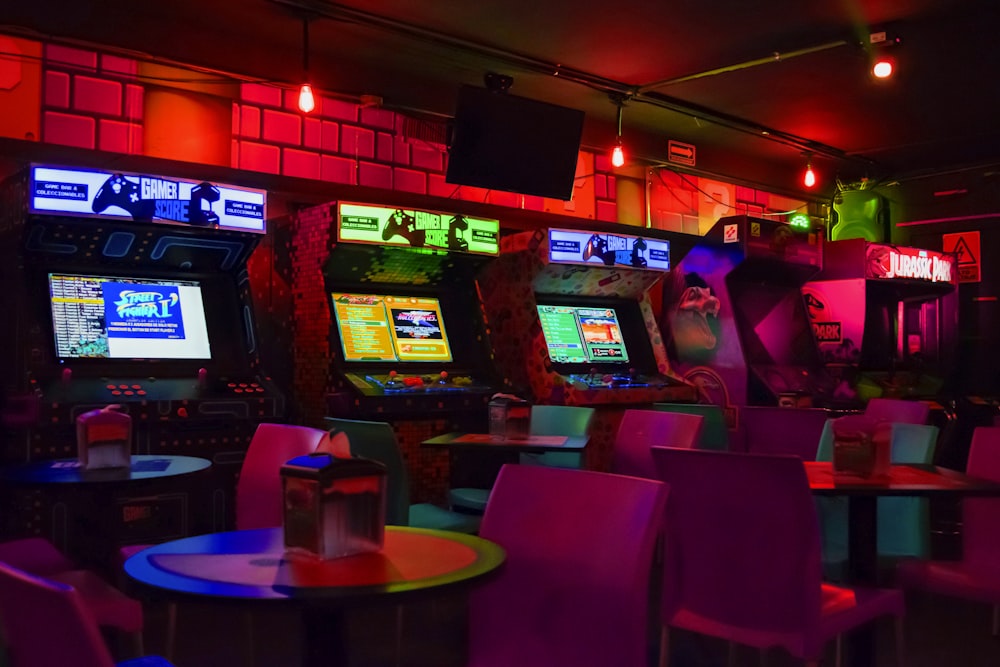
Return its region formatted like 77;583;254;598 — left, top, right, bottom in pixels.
271;0;866;166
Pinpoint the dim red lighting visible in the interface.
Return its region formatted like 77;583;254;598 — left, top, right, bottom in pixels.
611;141;625;168
298;84;315;113
803;162;816;188
872;57;894;79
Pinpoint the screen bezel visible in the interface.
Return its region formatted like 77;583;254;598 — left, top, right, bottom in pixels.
328;286;487;373
534;294;659;375
35;267;250;377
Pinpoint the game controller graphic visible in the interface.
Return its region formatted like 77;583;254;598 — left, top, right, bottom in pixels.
382;209;425;247
447;215;469;251
92;174;154;220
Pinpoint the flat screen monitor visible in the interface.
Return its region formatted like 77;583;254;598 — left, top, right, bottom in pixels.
49;273;212;360
331;293;453;363
445;85;585;201
537;304;630;365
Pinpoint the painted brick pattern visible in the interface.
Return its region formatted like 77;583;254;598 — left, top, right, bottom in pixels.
41;44;143;155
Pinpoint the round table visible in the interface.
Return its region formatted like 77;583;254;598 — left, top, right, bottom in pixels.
0;454;211;485
125;526;505;666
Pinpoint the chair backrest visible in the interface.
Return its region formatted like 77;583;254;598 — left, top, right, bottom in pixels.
741;407;831;458
651;448;823;648
878;423;940;557
236;422;328;530
324;417;410;526
653;402;729;451
469;464;667;667
963;426;1000;570
864;398;929;424
815;418;836;461
0;561;115;667
611;409;704;479
518;405;595;468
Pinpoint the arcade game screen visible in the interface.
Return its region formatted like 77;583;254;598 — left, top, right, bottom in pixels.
331;293;453;363
537;304;630;364
49;273;211;360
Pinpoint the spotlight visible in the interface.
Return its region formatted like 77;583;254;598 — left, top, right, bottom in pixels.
872;56;894;79
868;28;901;80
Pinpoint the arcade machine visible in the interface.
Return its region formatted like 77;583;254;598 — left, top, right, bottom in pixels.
802;238;959;460
478;227;697;470
296;202;501;501
660;215;838;450
0;164;283;565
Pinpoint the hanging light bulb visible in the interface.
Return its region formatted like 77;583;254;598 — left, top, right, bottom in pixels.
609;97;626;168
298;17;316;113
298;84;316;113
611;140;625;168
803;158;817;188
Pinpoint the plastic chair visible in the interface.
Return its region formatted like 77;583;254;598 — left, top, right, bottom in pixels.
651;447;904;667
653;402;730;451
467;464;668;667
0;537;146;657
448;405;594;513
865;398;930;425
741;407;831;458
897;426;1000;635
610;408;704;479
817;423;939;580
322;417;481;533
0;560;174;667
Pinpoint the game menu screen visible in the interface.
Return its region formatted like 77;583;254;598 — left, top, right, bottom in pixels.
49;273;212;360
537;304;630;364
331;293;453;363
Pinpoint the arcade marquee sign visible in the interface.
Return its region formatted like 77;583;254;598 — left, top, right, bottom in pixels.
865;243;955;284
29;165;267;233
337;202;500;256
548;228;670;271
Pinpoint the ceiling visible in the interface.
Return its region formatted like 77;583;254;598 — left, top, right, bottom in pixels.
4;0;1000;199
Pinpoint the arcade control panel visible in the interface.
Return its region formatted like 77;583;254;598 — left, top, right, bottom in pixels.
343;370;493;397
564;369;683;390
35;368;277;404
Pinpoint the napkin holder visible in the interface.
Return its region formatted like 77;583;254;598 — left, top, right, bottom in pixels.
76;404;131;470
832;415;891;479
488;393;531;439
281;453;387;560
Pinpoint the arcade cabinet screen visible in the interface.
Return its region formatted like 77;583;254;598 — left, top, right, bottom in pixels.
537;304;630;364
331;293;453;363
49;274;212;360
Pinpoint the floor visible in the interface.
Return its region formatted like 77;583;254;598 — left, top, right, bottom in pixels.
124;584;1000;667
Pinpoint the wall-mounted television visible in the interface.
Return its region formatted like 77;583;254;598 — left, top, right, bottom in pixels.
49;273;212;360
331;293;453;363
445;85;585;201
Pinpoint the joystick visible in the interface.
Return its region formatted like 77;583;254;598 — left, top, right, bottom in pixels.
61;368;72;384
438;371;449;385
197;367;208;390
386;371;401;388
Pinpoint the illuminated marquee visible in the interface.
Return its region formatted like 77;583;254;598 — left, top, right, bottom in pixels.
548;228;670;270
337;202;499;256
866;243;955;284
29;165;267;233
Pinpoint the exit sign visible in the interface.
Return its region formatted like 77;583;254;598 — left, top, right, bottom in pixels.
668;140;696;166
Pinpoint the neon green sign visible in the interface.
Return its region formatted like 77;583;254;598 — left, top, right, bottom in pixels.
789;213;812;230
337;202;499;256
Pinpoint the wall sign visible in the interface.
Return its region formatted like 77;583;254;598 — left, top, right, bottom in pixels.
29;165;267;233
942;231;981;283
337;202;499;256
865;243;954;284
547;228;670;270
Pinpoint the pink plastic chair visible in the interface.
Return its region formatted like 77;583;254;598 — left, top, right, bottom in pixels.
611;409;704;479
468;464;668;667
897;425;1000;634
0;560;174;667
865;398;930;425
0;537;145;655
651;447;904;667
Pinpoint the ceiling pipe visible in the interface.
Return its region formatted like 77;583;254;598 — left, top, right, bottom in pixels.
270;0;868;166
